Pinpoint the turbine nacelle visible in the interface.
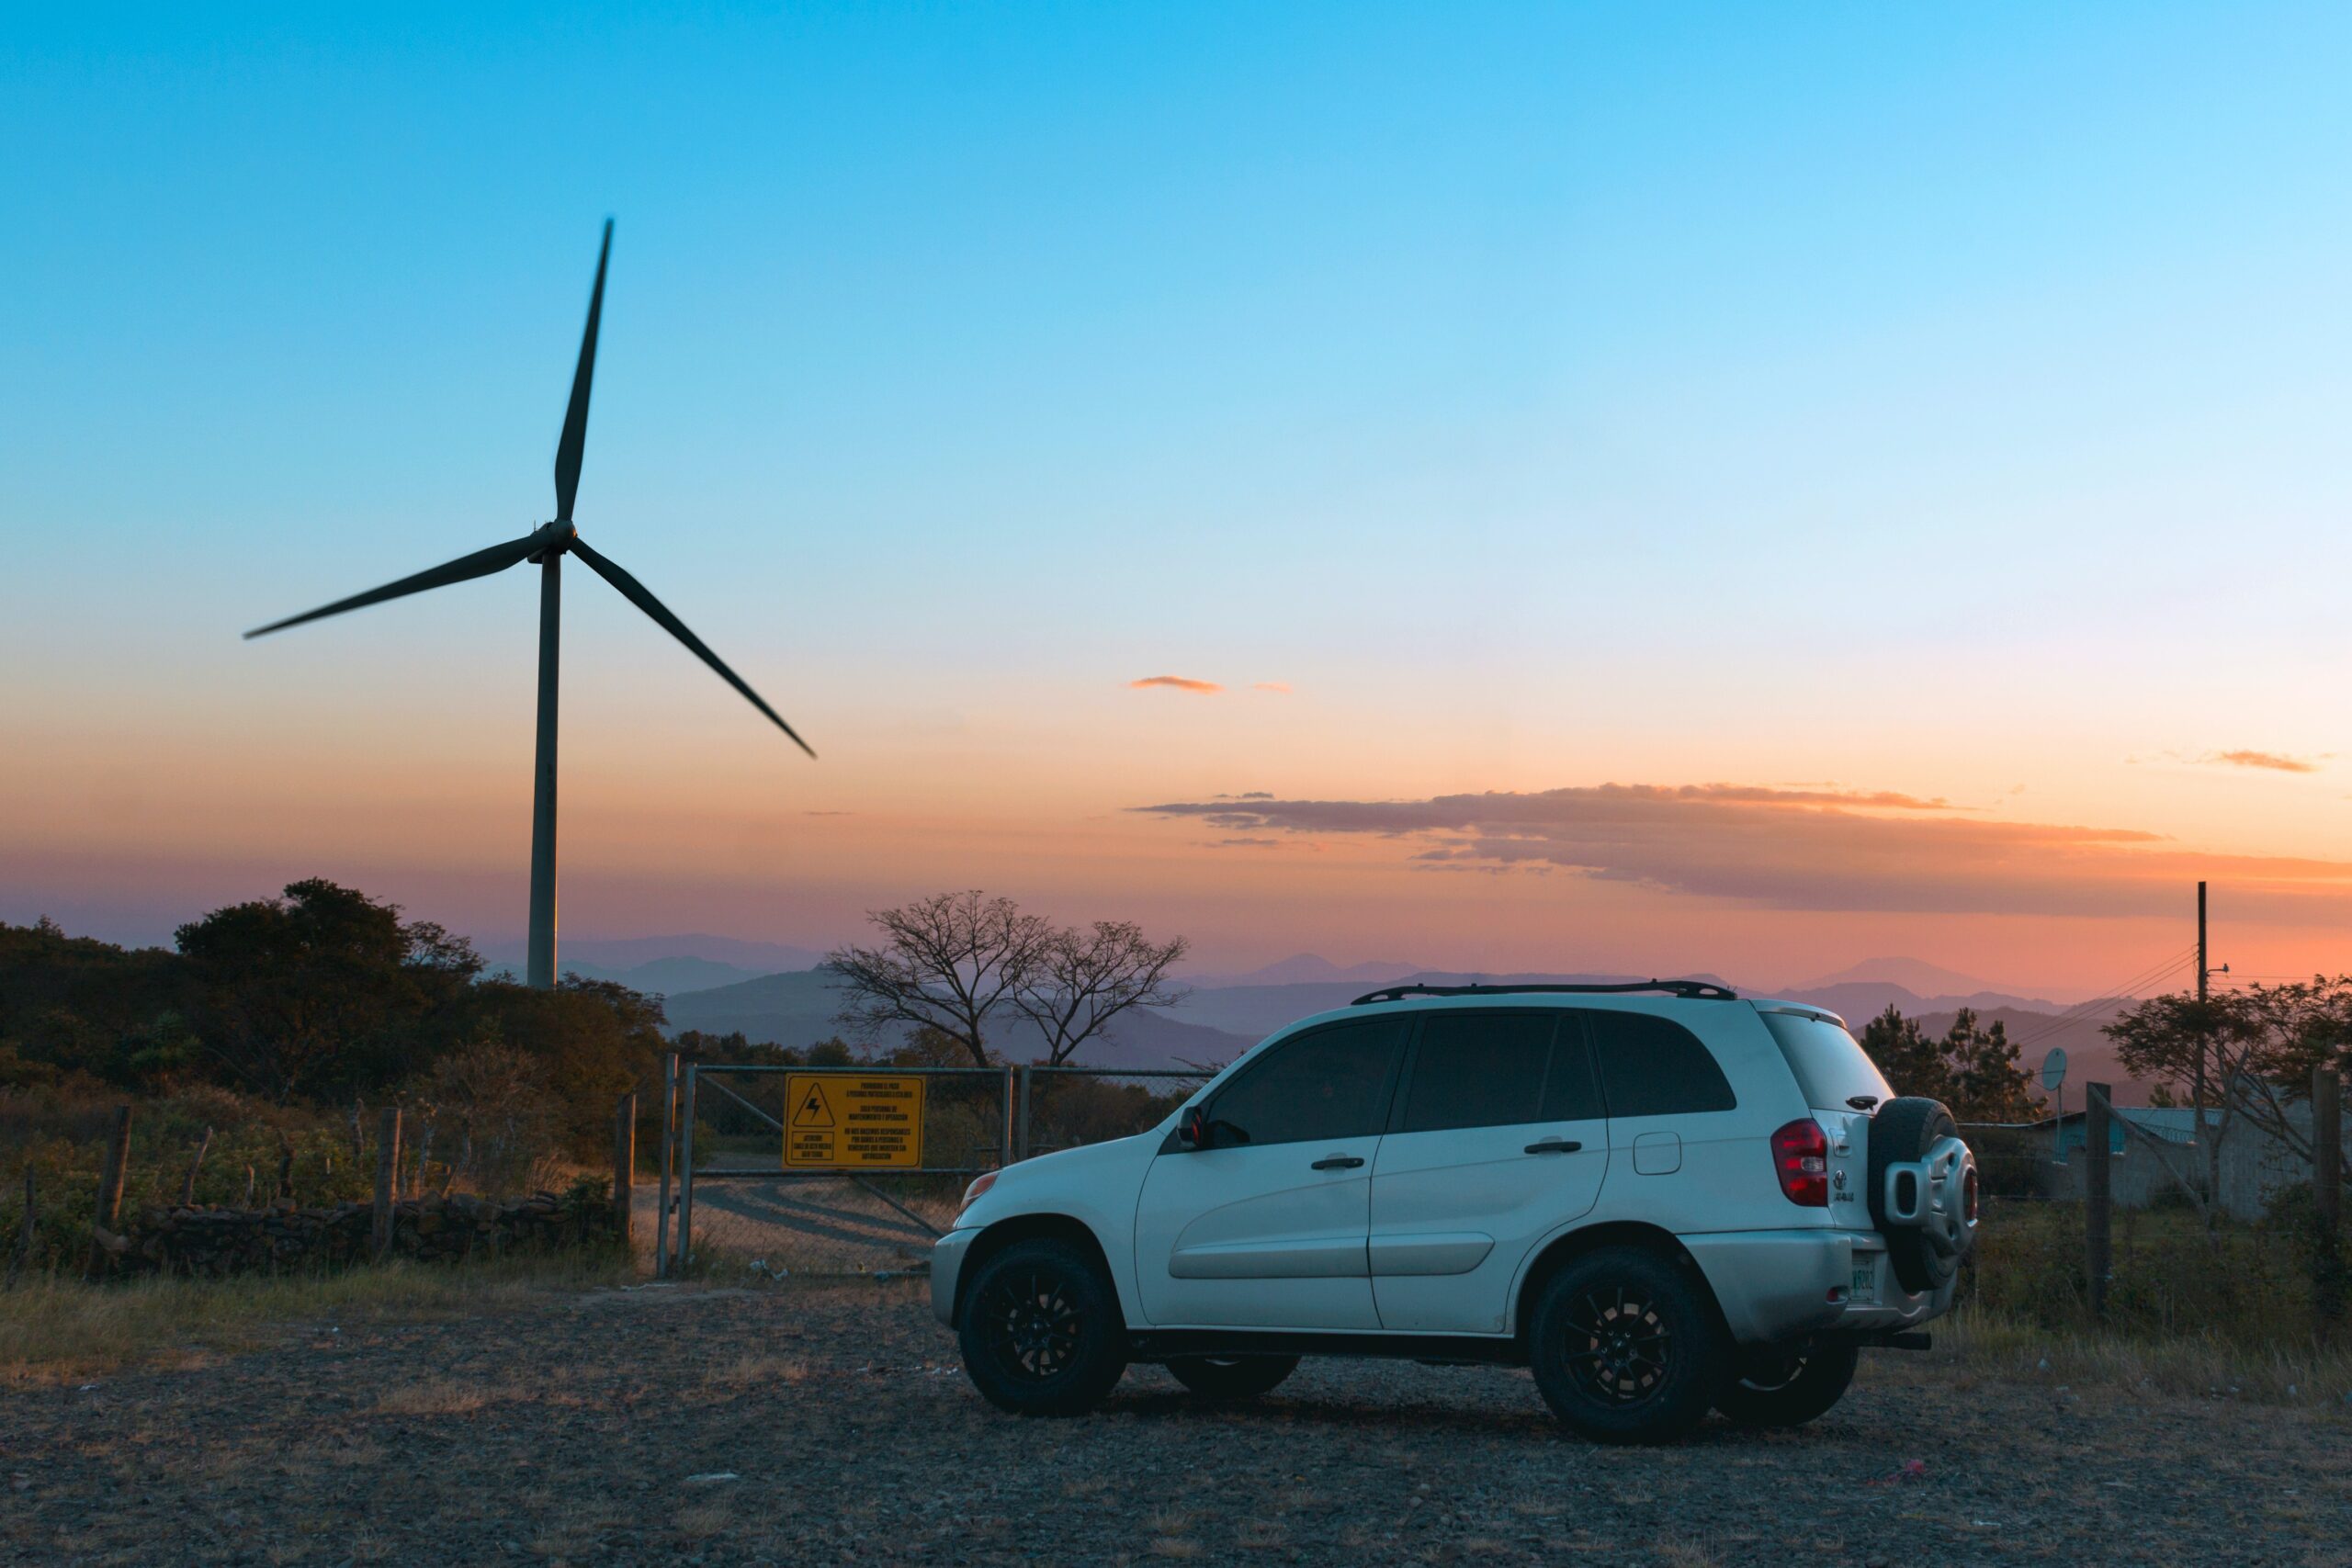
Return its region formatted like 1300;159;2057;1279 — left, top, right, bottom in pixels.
526;519;579;563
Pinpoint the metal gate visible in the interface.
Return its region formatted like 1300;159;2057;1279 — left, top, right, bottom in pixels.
653;1060;1213;1278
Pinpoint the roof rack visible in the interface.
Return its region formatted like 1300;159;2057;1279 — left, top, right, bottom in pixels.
1350;980;1738;1006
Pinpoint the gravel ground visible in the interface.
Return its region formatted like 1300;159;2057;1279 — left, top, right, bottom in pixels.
5;1281;2347;1566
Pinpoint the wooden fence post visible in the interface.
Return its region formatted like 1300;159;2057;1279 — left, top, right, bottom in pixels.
655;1054;677;1279
2314;1066;2343;1328
2084;1082;2112;1321
84;1104;133;1282
7;1165;34;1288
372;1108;401;1261
179;1127;213;1206
613;1092;637;1249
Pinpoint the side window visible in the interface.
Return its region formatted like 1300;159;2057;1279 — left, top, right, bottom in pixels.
1583;1010;1737;1118
1209;1018;1406;1146
1400;1012;1559;1132
1539;1016;1607;1122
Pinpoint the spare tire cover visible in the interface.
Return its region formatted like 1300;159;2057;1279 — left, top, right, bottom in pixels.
1866;1096;1965;1293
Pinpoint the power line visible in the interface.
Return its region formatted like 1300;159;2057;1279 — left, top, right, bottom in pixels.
2007;945;2198;1052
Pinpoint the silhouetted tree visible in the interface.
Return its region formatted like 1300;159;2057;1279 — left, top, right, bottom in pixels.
2109;978;2352;1221
174;879;480;1101
1012;920;1189;1066
1859;1005;2041;1122
824;892;1053;1067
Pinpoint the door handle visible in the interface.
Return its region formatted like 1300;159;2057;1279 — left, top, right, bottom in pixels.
1524;1138;1583;1155
1310;1155;1365;1170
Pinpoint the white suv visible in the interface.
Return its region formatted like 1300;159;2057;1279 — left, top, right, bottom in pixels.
933;982;1977;1442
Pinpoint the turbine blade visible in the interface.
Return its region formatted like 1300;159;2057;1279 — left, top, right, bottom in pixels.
570;536;816;758
553;219;613;525
244;531;543;638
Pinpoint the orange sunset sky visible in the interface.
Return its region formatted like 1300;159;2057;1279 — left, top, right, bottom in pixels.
8;6;2352;998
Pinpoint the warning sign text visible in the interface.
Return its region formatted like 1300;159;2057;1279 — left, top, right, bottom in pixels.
782;1074;926;1169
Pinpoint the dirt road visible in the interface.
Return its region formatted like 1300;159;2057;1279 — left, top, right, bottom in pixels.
5;1282;2346;1565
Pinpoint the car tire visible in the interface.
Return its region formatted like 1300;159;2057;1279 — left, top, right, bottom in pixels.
1713;1339;1860;1428
1165;1355;1299;1401
1868;1097;1964;1294
957;1236;1128;1416
1528;1246;1729;1444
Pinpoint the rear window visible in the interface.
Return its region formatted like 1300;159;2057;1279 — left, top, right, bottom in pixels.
1582;1010;1736;1118
1758;1010;1894;1111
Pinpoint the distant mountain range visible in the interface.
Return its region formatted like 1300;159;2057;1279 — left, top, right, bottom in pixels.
647;951;2150;1100
1179;953;1422;987
662;968;1250;1068
481;933;828;997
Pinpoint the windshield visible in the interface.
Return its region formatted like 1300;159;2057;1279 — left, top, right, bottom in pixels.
1758;1009;1894;1111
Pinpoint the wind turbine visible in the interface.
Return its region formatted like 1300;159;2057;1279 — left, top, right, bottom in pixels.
245;220;813;989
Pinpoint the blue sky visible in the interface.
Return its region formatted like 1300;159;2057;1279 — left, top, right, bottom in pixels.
7;4;2352;985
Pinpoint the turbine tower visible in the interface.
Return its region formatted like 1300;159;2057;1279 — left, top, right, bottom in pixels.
246;220;813;988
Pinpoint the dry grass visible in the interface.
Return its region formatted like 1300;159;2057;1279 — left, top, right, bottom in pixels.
373;1378;490;1416
1934;1303;2352;1405
703;1351;811;1388
0;1253;632;1386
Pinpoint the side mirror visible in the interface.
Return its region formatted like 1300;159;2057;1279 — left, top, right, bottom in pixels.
1179;1106;1208;1148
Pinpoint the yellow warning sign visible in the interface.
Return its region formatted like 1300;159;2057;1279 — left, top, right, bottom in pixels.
782;1073;926;1169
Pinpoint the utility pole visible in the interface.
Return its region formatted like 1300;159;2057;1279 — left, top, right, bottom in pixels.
2192;880;2219;1209
2192;882;2207;1131
2197;880;2208;1005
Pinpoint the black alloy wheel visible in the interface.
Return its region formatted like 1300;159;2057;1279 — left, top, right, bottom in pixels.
1714;1340;1860;1428
1562;1284;1674;1404
1528;1246;1728;1443
957;1236;1128;1416
1165;1354;1300;1401
978;1266;1085;1380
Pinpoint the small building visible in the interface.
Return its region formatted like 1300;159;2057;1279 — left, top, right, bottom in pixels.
2024;1102;2316;1220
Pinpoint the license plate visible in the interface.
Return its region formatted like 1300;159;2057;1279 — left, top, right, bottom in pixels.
1850;1261;1879;1303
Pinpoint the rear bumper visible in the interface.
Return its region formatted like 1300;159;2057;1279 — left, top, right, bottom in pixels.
931;1227;978;1327
1681;1229;1957;1347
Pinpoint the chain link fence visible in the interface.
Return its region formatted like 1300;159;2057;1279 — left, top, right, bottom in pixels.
651;1061;1213;1279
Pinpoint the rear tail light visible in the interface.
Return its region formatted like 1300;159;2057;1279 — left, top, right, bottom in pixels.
1771;1119;1829;1207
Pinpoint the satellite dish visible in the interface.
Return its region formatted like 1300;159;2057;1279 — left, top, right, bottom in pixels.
2041;1048;2068;1093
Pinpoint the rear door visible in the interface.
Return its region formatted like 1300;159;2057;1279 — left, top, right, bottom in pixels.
1133;1016;1407;1329
1582;1007;1747;1226
1368;1010;1610;1334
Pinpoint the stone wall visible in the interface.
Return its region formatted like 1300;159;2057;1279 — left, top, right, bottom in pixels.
94;1190;616;1277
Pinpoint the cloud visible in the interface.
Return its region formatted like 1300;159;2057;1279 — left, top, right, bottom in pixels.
1132;782;2352;921
2201;750;2318;774
1129;675;1223;694
1207;837;1282;849
1252;682;1292;694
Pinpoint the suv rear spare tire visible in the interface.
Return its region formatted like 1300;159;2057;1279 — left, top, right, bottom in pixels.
1527;1246;1728;1444
1867;1096;1975;1293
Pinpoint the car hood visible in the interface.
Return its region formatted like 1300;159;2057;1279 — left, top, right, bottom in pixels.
956;1124;1166;1227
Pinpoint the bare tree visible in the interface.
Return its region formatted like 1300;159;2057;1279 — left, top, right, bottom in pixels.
1012;921;1190;1066
824;891;1054;1067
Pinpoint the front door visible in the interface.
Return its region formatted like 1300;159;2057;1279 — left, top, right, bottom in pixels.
1134;1016;1408;1329
1369;1010;1611;1334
